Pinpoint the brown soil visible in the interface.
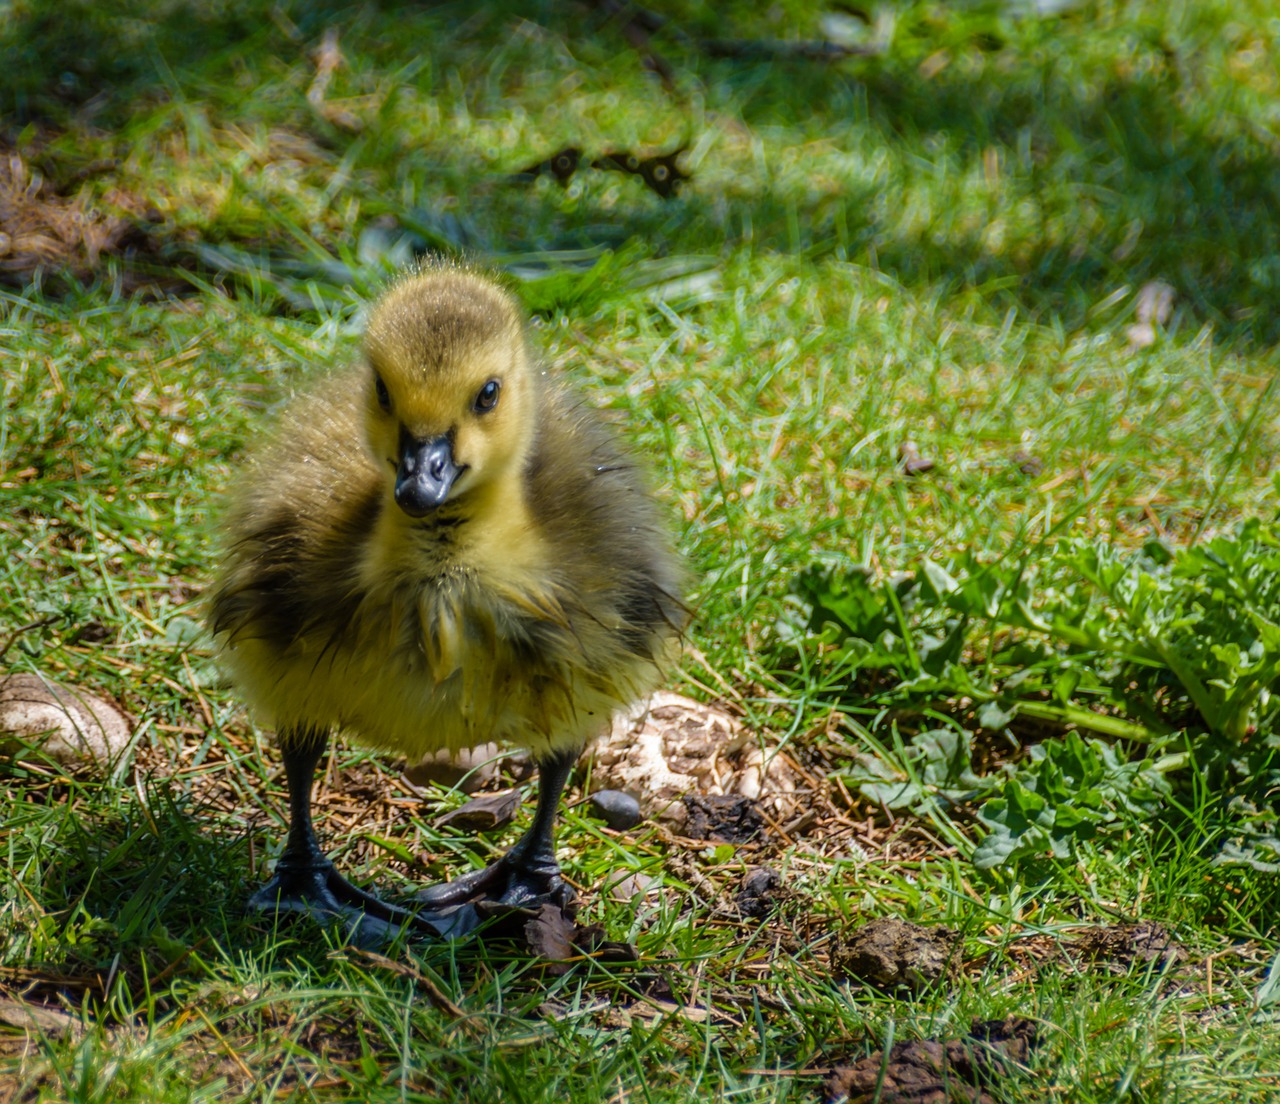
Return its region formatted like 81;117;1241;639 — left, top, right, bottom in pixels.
683;793;765;843
835;918;960;993
0;144;162;288
823;1017;1040;1104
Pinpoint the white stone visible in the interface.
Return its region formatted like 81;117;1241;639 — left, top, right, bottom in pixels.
585;691;797;818
0;673;132;769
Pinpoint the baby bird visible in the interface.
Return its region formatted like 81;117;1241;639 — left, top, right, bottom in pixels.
208;265;687;938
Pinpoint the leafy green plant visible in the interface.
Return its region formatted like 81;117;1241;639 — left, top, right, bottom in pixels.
842;726;997;814
973;733;1173;869
784;516;1280;869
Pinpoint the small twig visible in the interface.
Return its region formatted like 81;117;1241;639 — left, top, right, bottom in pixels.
341;948;470;1023
0;616;59;663
753;803;797;848
193;1006;257;1084
684;645;739;699
180;651;214;729
147;937;211;990
700;38;877;62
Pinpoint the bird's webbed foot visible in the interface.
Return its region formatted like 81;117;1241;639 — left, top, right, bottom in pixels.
414;749;579;933
249;856;454;946
415;843;575;916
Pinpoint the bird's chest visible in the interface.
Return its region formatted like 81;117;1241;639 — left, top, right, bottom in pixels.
333;563;569;744
408;571;548;684
317;508;579;751
375;516;561;665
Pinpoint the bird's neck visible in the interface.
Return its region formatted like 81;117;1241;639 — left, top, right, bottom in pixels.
365;470;545;588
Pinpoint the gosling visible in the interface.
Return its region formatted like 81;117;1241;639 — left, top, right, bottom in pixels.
208;265;687;939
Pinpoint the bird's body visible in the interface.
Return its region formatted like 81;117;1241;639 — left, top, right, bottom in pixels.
208;267;686;936
211;362;679;759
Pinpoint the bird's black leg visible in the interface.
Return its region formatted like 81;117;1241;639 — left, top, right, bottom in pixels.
416;746;579;914
249;727;445;941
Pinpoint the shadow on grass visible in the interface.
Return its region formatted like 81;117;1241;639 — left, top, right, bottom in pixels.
814;59;1279;345
542;39;1280;345
3;0;1278;345
3;0;359;119
5;771;257;978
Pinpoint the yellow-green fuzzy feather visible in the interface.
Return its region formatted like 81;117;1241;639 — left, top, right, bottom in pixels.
208;270;687;759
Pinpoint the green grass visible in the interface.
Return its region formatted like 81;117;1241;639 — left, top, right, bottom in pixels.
4;0;1280;1100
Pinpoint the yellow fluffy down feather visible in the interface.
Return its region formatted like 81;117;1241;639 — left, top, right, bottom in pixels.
208;266;688;762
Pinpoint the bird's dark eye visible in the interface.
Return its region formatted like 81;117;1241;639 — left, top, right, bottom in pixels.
374;373;391;413
474;379;501;413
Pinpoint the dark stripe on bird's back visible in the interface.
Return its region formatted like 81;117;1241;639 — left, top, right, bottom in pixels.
617;571;685;657
211;487;382;651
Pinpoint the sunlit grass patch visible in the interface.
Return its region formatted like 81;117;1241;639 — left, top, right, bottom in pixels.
4;0;1280;1100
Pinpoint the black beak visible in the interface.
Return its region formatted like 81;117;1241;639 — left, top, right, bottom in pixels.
395;432;461;517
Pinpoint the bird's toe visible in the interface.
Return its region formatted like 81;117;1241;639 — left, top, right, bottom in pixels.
248;863;445;943
414;862;504;910
415;857;575;917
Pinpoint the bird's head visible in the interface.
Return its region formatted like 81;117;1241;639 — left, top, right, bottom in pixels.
363;269;536;519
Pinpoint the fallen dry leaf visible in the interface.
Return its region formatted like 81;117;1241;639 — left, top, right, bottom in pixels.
519;906;638;974
404;742;500;793
606;871;658;903
1;152;123;283
524;903;578;963
435;790;521;833
899;440;936;475
572;923;638;964
1011;449;1043;476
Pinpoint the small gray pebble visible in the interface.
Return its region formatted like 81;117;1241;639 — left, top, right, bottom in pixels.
588;790;644;830
742;867;780;897
737;867;781;919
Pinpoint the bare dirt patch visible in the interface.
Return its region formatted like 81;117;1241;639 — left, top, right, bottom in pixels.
683;792;765;843
0;144;161;287
736;866;783;919
823;1017;1040;1104
835;918;960;994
